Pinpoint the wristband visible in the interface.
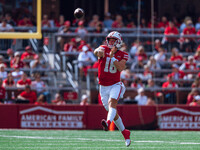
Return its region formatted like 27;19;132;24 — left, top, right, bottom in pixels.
111;57;118;63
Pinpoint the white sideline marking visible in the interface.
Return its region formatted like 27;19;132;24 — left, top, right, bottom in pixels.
0;135;200;145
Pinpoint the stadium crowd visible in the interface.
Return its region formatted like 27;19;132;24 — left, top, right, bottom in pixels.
0;9;200;106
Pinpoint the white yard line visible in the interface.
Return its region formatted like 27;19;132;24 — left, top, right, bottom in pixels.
0;135;200;145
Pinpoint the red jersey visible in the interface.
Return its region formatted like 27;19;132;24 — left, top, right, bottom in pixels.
170;55;183;61
20;91;37;104
183;27;196;41
98;45;128;86
21;52;37;60
17;79;32;86
170;70;185;79
164;26;179;41
162;81;178;93
10;58;24;68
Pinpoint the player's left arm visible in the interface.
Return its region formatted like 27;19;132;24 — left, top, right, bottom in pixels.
112;59;126;72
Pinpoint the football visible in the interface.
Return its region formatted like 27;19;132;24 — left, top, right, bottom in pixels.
74;8;85;19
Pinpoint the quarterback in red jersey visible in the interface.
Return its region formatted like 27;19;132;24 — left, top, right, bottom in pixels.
94;31;131;147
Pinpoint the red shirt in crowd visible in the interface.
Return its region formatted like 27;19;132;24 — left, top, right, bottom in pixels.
18;19;33;26
17;79;32;86
21;52;37;60
0;86;5;99
162;81;178;94
170;71;185;79
10;58;24;68
164;26;179;42
63;44;77;52
20;91;37;104
3;79;15;87
170;55;183;61
158;22;169;28
183;27;196;41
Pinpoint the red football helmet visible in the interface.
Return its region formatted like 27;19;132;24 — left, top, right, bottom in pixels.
106;31;123;49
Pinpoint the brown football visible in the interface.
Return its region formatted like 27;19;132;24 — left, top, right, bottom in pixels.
74;8;85;19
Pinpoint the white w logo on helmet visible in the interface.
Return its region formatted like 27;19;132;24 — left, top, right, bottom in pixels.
106;31;123;49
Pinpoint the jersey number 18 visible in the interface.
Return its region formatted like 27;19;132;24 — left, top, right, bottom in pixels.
104;57;117;73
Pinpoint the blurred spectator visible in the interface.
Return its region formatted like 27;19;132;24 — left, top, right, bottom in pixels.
78;45;97;78
0;55;7;68
10;52;25;69
7;48;14;61
154;47;166;66
170;64;185;80
75;21;88;38
182;19;196;52
172;17;180;28
88;14;102;28
21;46;37;61
162;74;178;104
191;77;200;88
137;65;153;80
121;69;132;86
12;66;24;83
18;15;33;26
158;16;169;28
16;73;31;88
0;19;14;32
194;49;200;62
163;21;179;50
51;93;66;105
63;38;77;52
189;95;200;106
31;73;50;103
112;14;124;28
140;18;148;28
56;15;65;27
29;55;48;69
0;64;7;80
3;73;15;87
154;39;162;52
57;20;72;49
130;56;145;71
134;88;148;105
92;23;104;47
80;94;89;105
17;85;37;104
195;17;200;31
187;88;199;104
147;56;161;70
135;46;147;61
0;79;5;103
34;94;47;105
131;77;144;88
170;48;183;62
5;13;16;26
179;55;197;70
129;40;141;59
42;14;51;28
103;12;113;28
180;16;192;33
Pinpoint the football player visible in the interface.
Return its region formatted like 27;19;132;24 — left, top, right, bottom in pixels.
94;31;131;147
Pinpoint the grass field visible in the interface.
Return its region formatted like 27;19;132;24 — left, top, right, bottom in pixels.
0;130;200;150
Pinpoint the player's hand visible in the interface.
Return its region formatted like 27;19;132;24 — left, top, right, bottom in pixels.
110;46;117;58
97;48;105;58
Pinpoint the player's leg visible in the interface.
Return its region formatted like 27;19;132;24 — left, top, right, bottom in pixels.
111;82;131;147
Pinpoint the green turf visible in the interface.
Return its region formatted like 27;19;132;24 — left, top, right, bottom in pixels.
0;130;200;150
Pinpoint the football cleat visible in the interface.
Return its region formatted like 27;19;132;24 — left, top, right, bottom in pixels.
122;129;131;147
101;119;109;131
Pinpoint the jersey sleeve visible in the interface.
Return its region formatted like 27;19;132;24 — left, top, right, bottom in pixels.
122;52;129;61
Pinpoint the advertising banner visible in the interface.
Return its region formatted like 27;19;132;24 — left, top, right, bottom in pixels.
19;105;85;129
